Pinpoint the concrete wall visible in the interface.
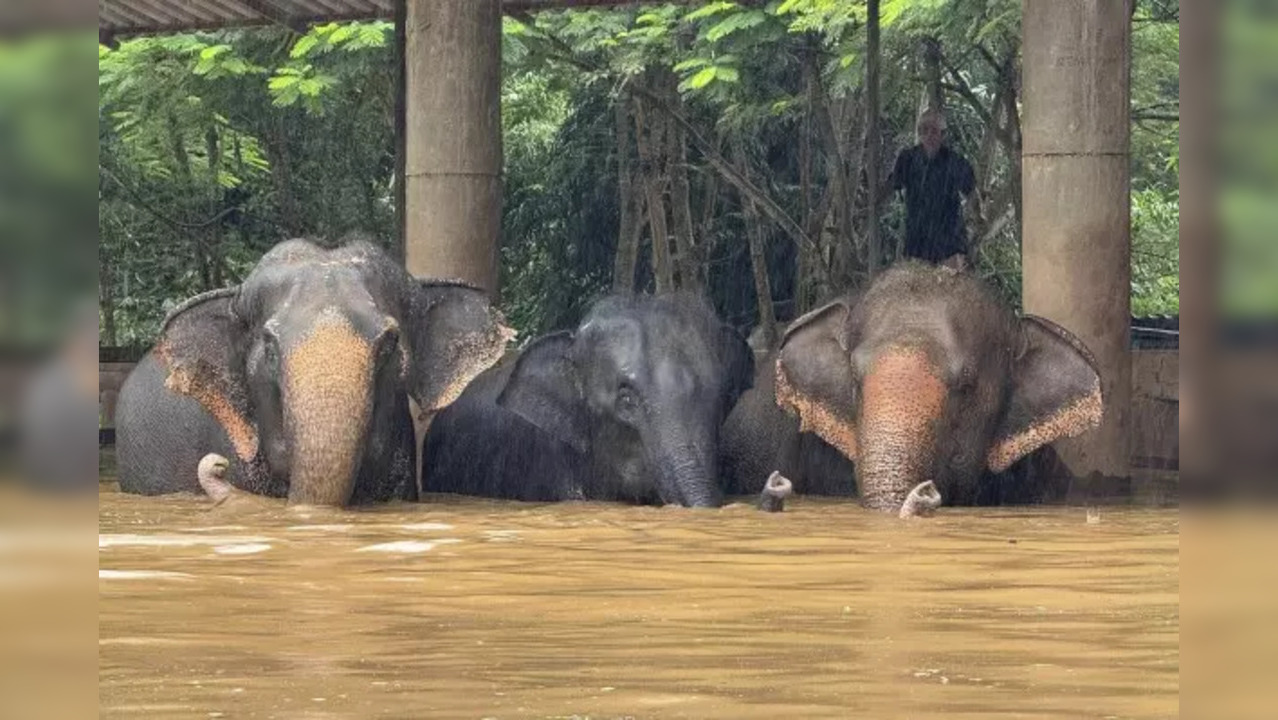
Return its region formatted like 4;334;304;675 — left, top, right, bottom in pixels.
99;361;135;430
1131;349;1178;471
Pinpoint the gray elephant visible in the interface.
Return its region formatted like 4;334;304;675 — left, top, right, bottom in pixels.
115;237;512;506
422;294;754;507
755;261;1102;514
720;344;858;498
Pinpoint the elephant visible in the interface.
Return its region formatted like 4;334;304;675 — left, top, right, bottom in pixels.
720;345;859;499
422;293;755;507
762;260;1103;514
115;236;512;506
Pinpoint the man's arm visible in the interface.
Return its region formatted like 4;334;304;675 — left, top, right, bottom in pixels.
958;156;985;252
882;148;907;200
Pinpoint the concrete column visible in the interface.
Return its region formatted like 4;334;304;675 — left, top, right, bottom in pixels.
404;0;502;297
1022;0;1132;478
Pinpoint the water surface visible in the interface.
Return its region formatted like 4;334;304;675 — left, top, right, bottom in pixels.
99;485;1178;718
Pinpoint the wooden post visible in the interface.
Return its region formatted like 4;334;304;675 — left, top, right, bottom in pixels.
404;0;502;297
1022;0;1132;479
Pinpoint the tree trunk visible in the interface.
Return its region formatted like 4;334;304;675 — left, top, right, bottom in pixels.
734;142;776;348
205;125;224;288
797;45;814;314
633;91;674;293
919;36;944;117
866;0;883;278
99;244;117;347
697;159;719;277
804;47;858;291
666;75;700;293
623;79;823;283
613;91;642;294
167;112;212;290
268;113;301;237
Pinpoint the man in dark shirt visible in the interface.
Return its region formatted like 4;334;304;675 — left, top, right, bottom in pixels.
889;110;981;268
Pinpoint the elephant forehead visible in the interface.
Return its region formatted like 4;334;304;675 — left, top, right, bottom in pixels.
649;356;698;397
861;346;948;426
578;318;643;367
272;286;394;343
245;260;397;320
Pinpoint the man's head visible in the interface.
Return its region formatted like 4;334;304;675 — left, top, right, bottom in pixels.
917;109;946;158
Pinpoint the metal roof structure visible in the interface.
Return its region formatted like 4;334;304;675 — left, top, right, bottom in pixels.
98;0;679;38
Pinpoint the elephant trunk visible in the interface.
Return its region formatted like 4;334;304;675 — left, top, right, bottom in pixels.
652;427;723;508
281;314;376;506
857;346;947;513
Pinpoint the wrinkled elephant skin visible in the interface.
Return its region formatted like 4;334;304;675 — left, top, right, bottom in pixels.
423;294;754;508
771;261;1104;513
116;236;511;506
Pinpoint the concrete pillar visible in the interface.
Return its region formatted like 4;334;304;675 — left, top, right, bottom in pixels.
404;0;502;296
1021;0;1132;478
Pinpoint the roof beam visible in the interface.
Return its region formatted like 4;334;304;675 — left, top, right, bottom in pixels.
99;0;698;36
232;0;308;33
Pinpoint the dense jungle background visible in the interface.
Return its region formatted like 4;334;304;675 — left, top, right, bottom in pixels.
96;0;1181;348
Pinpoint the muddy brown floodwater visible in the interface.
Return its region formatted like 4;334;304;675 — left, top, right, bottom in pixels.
99;483;1178;719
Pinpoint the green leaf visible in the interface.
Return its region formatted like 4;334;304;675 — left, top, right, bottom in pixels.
268;74;300;91
685;1;738;22
672;57;711;72
881;0;906;27
636;12;664;26
198;45;229;61
329;25;355;45
298;78;325;97
685;67;717;90
714;66;739;83
290;35;319;59
704;10;765;42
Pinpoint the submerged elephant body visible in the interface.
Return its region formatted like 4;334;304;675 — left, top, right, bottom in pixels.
720;349;857;498
116;237;511;506
424;294;754;507
748;261;1103;513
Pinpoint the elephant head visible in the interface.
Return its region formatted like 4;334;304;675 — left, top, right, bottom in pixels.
154;237;511;506
495;294;754;508
775;262;1103;514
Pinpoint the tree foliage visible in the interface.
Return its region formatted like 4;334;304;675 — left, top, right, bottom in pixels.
97;0;1180;347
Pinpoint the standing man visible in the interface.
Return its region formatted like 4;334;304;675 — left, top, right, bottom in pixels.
888;109;981;269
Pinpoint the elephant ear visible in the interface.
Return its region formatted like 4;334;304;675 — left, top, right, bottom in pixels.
987;315;1105;472
154;287;258;463
406;280;514;413
496;331;590;454
774;298;861;460
717;324;756;413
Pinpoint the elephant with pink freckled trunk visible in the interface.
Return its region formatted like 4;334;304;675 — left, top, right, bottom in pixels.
768;261;1103;515
116;236;512;506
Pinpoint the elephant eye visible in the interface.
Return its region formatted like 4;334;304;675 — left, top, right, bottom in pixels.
375;327;401;367
615;384;640;415
262;334;281;375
